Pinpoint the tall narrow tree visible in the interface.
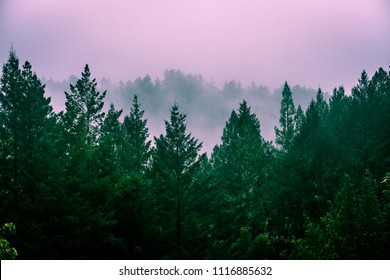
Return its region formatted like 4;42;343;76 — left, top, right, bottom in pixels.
151;103;202;251
120;95;151;174
211;100;271;247
64;64;106;147
19;60;55;201
275;82;296;153
0;48;23;194
98;103;122;177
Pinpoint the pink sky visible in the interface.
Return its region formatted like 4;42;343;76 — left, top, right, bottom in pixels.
1;0;389;93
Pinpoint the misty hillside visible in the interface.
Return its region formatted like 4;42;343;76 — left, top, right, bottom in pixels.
43;70;326;153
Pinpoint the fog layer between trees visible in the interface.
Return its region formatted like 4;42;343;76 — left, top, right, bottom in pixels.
43;70;323;154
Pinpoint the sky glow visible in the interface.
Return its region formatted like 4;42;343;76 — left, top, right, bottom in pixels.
1;0;389;93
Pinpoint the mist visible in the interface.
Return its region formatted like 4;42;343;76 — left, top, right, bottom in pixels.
43;69;326;155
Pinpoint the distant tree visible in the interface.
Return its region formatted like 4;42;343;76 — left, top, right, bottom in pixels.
275;82;296;153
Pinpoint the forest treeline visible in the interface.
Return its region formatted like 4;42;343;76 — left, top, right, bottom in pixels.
0;48;389;259
44;67;321;154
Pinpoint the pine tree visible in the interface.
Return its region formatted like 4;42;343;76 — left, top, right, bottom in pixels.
369;67;390;176
315;88;328;116
120;94;151;174
59;65;106;180
0;48;23;193
212;110;240;195
64;64;106;147
98;103;122;177
295;105;305;133
352;70;369;103
151;103;202;252
211;100;270;243
329;86;347;124
275;82;296;153
0;49;54;206
19;60;55;201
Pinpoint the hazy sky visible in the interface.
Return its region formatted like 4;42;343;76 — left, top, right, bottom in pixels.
1;0;389;93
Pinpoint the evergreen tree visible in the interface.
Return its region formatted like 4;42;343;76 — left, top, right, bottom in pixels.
275;82;296;153
295;105;305;133
151;103;202;254
0;48;24;205
295;173;386;259
370;68;390;176
352;70;369;103
120;95;151;174
59;65;106;180
211;100;271;253
0;49;55;208
19;61;55;201
315;88;329;116
64;64;106;147
98;103;122;177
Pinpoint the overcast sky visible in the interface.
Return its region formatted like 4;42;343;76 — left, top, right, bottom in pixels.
1;0;389;94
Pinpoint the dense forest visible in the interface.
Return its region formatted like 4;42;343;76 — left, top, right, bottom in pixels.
0;48;389;259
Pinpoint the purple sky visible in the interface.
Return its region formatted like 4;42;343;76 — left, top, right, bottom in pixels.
1;0;389;93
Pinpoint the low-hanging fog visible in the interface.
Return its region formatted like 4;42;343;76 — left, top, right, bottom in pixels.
43;70;325;155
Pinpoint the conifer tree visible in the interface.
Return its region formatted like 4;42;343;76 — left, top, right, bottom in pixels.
151;103;202;251
64;64;106;147
0;49;54;205
120;95;151;174
315;88;328;116
19;61;55;201
98;103;122;177
295;105;305;133
211;100;270;242
0;48;23;190
275;82;296;153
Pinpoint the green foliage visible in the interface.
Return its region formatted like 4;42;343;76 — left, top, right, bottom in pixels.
119;95;151;174
292;173;387;259
210;100;272;246
0;223;18;259
1;48;389;260
275;82;296;152
64;64;106;147
151;103;202;256
98;103;123;177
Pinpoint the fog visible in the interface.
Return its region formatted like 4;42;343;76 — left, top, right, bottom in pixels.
43;69;326;155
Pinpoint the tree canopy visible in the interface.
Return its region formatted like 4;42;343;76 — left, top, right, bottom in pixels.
1;48;389;260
